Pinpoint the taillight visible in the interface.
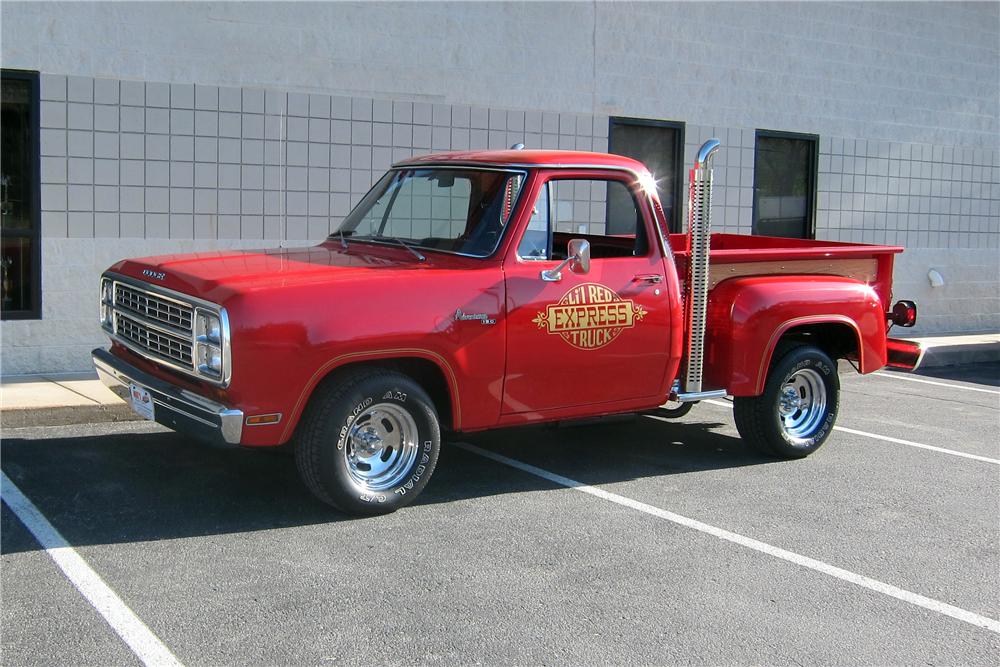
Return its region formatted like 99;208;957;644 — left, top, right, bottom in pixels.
889;300;917;327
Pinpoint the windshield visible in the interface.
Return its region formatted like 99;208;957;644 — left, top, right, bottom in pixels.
333;167;526;258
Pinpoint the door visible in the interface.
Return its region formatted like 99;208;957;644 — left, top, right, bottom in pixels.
502;172;672;414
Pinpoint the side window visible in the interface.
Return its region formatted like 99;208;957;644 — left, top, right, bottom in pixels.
520;178;647;260
516;183;550;260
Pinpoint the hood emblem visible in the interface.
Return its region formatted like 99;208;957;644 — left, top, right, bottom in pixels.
142;269;166;281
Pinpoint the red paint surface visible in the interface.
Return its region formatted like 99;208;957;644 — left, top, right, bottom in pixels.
102;150;908;446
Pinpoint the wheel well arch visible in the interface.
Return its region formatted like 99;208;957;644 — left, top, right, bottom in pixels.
761;319;862;389
775;321;862;364
282;353;460;443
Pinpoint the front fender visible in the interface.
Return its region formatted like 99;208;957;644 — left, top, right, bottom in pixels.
703;275;887;396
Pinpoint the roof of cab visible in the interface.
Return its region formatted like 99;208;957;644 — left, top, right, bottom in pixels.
394;149;650;174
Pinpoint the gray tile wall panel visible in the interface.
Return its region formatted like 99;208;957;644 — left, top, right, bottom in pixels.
25;74;998;257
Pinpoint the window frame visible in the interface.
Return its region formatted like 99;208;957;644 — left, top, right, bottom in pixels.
608;116;686;233
1;69;41;321
516;180;553;261
333;165;528;259
751;128;819;240
517;172;653;262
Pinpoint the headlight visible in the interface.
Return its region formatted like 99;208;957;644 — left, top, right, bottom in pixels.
100;278;113;328
195;309;226;380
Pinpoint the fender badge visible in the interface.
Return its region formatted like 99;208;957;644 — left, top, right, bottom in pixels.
142;269;166;281
455;309;496;325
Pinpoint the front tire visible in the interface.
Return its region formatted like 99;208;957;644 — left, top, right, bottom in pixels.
294;369;441;515
733;345;839;458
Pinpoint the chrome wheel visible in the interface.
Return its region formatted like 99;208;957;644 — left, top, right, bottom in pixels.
345;402;419;491
777;368;827;443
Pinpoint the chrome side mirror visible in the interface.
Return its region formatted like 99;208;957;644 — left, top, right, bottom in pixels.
541;239;591;282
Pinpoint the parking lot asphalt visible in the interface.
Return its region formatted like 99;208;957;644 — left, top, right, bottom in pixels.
2;363;998;665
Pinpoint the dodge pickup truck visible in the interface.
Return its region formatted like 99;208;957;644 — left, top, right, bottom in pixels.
93;140;922;515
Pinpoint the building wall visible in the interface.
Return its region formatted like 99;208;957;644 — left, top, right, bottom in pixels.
1;1;997;375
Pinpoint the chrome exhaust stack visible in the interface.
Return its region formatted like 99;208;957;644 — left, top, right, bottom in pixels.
677;139;726;402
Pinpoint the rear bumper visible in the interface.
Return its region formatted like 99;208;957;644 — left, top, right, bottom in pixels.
885;337;924;371
92;347;243;445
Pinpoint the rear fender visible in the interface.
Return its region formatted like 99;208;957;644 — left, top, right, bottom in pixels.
703;275;888;396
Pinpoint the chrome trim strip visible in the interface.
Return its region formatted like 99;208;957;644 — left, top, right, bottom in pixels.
151;398;217;428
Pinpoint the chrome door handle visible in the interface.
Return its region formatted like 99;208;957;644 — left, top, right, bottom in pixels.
632;274;662;284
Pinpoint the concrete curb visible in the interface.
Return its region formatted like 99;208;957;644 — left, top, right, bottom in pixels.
920;344;1000;368
2;403;143;430
911;336;1000;368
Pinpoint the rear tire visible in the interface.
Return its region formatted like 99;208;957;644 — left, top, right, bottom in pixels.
733;345;839;458
294;369;440;515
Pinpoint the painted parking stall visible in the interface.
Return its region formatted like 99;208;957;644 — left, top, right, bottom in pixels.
1;364;998;664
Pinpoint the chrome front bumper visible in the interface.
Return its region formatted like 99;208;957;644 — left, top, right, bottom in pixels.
93;347;243;445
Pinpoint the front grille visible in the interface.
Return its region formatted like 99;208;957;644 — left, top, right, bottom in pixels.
117;313;194;367
115;283;193;331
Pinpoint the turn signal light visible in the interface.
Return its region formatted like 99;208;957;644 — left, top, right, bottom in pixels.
245;413;282;426
889;300;917;327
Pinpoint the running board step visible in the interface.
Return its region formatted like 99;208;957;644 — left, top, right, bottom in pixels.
674;389;728;403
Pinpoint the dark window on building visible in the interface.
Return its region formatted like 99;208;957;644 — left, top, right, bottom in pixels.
609;118;684;232
752;130;818;238
1;70;41;320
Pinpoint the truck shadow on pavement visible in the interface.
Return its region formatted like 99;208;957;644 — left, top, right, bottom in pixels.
1;415;771;555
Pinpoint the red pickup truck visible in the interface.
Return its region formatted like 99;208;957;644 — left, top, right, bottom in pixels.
93;142;921;515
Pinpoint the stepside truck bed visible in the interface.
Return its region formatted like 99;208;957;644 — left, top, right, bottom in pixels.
669;233;902;309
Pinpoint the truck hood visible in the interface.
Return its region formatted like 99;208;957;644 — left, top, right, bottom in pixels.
109;241;438;303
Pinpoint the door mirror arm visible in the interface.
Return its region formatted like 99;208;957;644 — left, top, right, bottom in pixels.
540;239;591;282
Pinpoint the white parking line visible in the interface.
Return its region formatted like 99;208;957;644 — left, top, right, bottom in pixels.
1;472;183;667
455;442;1000;635
871;372;1000;396
703;400;1000;465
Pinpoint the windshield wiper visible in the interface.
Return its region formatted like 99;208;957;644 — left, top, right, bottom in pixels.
338;229;348;249
337;233;426;262
383;236;426;262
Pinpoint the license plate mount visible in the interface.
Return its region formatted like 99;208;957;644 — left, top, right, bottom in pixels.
128;383;155;421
